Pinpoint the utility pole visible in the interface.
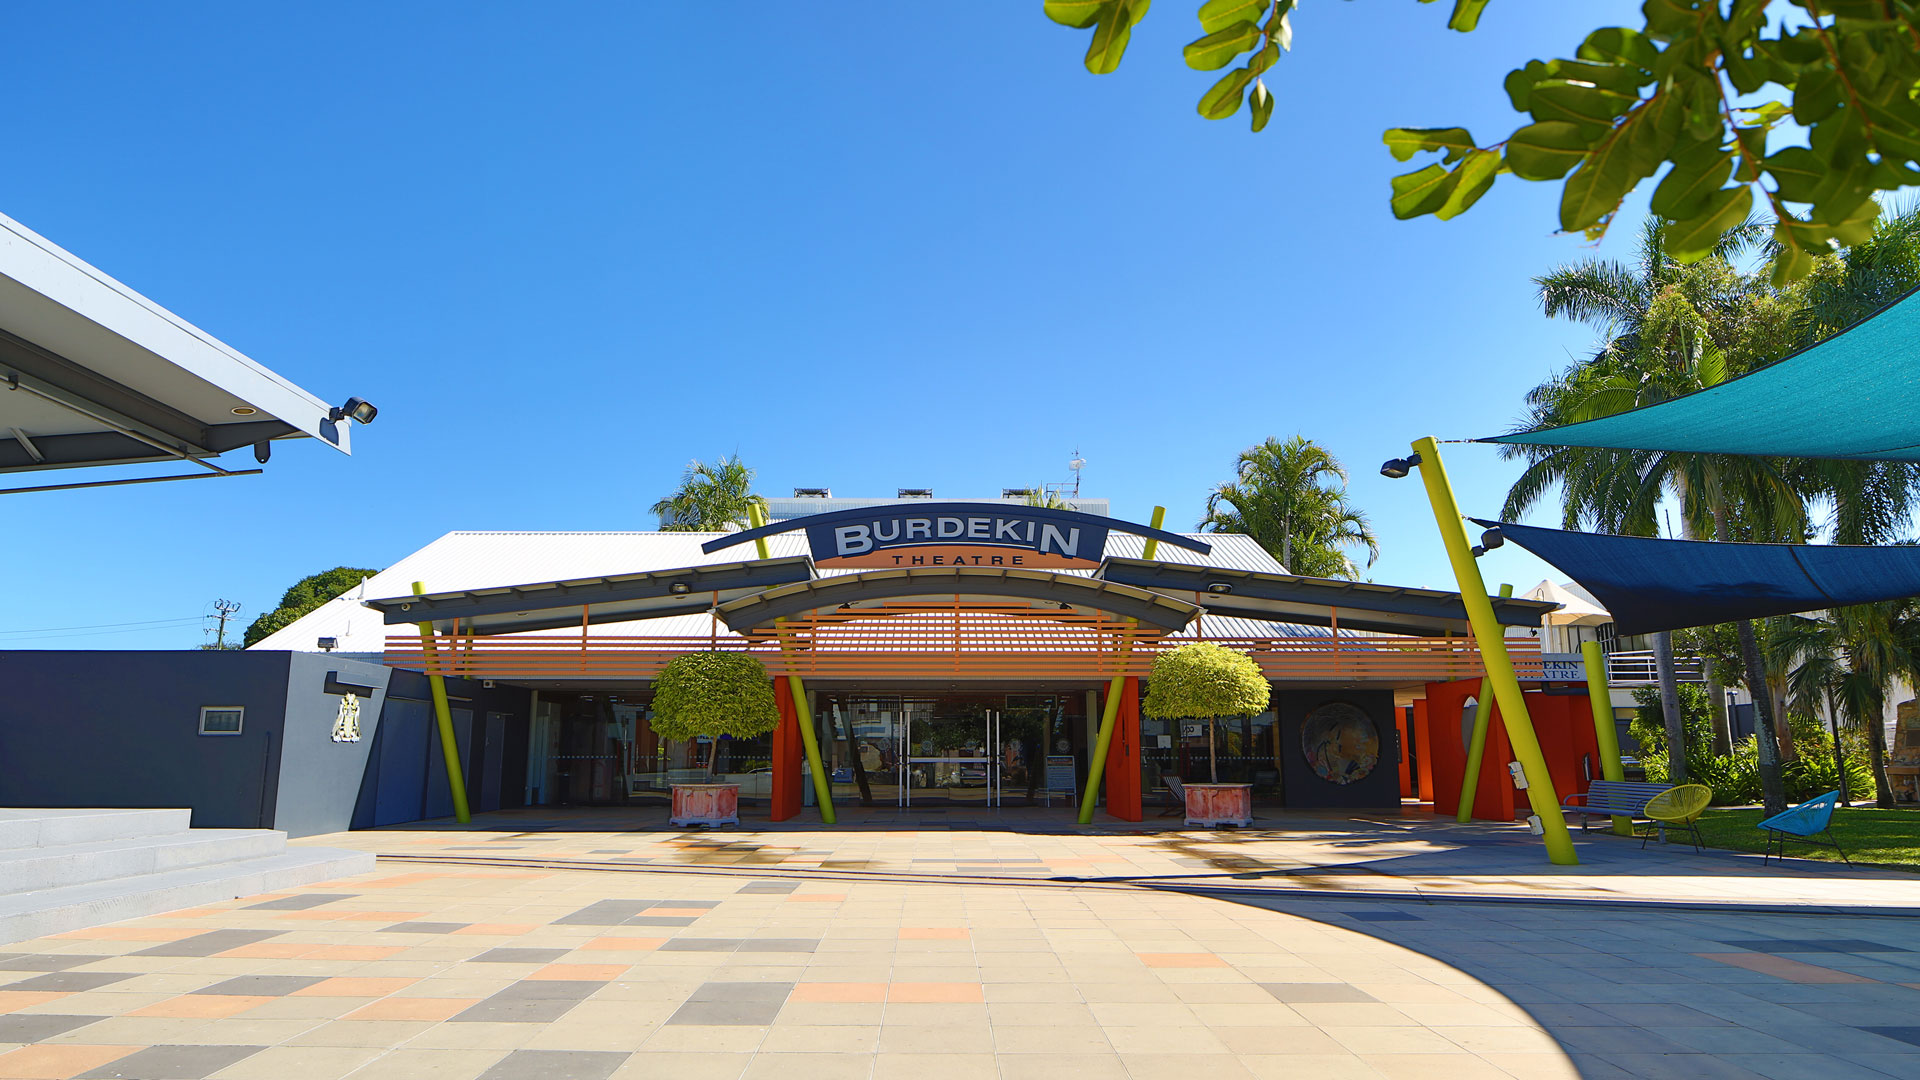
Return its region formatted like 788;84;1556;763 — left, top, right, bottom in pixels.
207;599;241;650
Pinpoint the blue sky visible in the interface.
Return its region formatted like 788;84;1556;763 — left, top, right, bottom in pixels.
2;2;1664;648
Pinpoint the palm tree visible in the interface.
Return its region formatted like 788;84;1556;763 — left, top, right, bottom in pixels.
1502;218;1800;811
1771;601;1915;808
1201;436;1378;579
650;455;768;531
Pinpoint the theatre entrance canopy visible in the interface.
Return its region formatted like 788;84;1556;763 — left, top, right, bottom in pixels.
339;503;1558;690
0;210;369;491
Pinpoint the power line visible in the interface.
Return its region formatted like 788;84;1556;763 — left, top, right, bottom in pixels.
0;616;202;635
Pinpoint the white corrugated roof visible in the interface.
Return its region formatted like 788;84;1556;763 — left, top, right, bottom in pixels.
251;529;1286;654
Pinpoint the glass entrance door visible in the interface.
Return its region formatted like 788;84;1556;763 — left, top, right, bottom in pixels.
903;700;997;807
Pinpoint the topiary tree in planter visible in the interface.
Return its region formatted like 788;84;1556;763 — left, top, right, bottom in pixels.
650;651;781;778
1143;642;1270;784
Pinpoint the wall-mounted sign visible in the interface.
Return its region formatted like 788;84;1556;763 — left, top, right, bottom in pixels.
809;509;1107;569
702;501;1210;571
1539;652;1585;682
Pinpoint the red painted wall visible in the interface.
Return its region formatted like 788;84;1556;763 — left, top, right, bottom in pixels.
1104;676;1143;821
1421;679;1602;823
769;679;802;821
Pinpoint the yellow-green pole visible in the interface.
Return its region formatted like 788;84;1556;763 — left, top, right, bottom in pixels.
1142;506;1167;561
1454;584;1510;823
1582;640;1632;836
1409;438;1577;865
748;505;835;822
1079;619;1137;824
1454;678;1491;824
412;580;472;825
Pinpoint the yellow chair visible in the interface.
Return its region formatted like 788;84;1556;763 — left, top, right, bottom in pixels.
1642;783;1711;852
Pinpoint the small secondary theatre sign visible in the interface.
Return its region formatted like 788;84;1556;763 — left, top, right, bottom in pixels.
702;501;1211;570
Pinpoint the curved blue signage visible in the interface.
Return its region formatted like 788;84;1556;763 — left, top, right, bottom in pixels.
702;502;1209;570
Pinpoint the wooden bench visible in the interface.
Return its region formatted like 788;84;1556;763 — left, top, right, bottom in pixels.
1559;780;1672;831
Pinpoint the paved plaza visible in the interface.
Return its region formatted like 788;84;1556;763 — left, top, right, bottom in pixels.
2;810;1919;1079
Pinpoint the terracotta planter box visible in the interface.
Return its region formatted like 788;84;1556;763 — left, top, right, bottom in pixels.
670;783;740;827
1184;783;1253;828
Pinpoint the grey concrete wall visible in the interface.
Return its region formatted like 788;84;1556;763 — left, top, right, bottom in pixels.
0;651;293;829
271;654;392;838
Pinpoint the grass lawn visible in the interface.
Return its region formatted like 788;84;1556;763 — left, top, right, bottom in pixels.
1691;805;1920;871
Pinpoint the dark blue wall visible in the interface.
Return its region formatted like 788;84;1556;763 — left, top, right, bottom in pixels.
0;652;532;835
0;651;292;829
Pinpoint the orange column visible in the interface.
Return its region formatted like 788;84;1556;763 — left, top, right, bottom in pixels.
1104;676;1143;821
770;678;802;821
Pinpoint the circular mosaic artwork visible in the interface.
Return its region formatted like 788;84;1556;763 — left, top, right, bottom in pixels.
1301;702;1381;785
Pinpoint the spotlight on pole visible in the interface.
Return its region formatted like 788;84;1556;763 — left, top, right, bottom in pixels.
1379;452;1422;479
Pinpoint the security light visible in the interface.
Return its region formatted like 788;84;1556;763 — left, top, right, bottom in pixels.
329;397;378;424
1379;452;1422;479
1205;583;1233;594
317;636;338;652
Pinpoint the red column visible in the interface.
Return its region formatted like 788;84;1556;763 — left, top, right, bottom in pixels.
769;678;802;822
1104;676;1143;822
1396;705;1415;799
1413;697;1435;811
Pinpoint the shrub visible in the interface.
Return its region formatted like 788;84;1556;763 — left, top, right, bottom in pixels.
649;652;780;748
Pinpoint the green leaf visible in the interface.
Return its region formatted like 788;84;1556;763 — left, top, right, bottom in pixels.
1650;147;1734;219
1770;241;1817;287
1435;149;1501;220
1764;146;1825;203
1197;65;1254;119
1246;40;1280;76
1390;163;1456;219
1381;126;1476;163
1505;121;1597;180
1505;60;1550;111
1197;0;1266;32
1044;0;1107;28
1529;80;1636;131
1250;78;1273;133
1184;19;1261;70
1665;185;1755;262
1577;27;1658;71
1447;0;1489;31
1084;0;1148;74
1559;126;1656;232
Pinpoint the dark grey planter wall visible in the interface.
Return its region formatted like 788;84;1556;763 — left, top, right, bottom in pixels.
0;651;293;829
272;654;393;838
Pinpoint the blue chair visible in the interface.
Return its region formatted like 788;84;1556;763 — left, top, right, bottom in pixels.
1755;790;1851;866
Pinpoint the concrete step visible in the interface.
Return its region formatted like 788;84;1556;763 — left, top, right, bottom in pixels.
0;846;377;946
0;808;192;850
0;829;288;894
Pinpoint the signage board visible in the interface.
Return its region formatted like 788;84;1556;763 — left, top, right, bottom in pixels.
805;507;1110;570
1539;652;1585;682
701;501;1211;570
1045;755;1076;794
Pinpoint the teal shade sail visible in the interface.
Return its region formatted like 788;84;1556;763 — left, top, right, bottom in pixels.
1483;285;1920;461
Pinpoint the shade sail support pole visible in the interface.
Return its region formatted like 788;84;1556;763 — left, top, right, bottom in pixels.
1409;437;1577;865
1582;640;1632;836
412;580;472;825
1079;618;1137;825
752;502;834;824
1455;677;1491;824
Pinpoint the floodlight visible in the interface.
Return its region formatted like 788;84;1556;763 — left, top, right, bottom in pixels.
330;397;379;424
1379;452;1422;479
1480;527;1505;551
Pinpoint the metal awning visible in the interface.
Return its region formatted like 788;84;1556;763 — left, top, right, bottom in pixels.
714;565;1202;633
1096;558;1555;635
0;211;366;486
364;557;816;634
